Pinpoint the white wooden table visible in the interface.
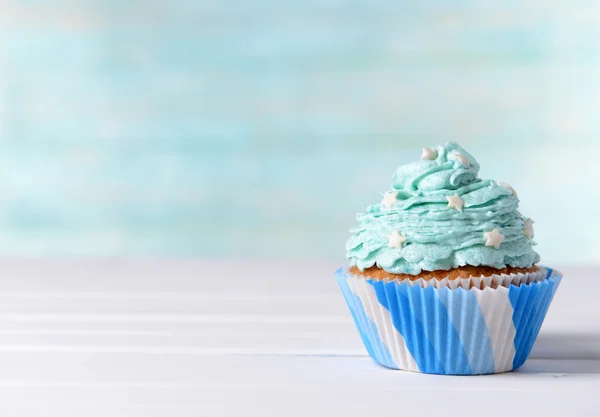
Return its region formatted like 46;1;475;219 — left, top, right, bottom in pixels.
0;260;597;416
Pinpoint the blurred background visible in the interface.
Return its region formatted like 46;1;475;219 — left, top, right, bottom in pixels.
0;1;598;264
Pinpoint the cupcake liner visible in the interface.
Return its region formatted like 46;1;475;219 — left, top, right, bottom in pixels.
367;268;547;290
336;267;562;375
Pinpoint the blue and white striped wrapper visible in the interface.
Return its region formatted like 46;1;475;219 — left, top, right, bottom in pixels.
336;267;562;375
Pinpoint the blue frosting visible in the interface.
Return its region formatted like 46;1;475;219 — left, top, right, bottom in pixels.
346;143;540;275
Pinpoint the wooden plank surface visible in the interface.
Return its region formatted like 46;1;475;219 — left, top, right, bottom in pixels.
0;260;596;416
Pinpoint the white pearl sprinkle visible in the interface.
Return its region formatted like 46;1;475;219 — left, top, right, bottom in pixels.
451;152;470;168
421;148;438;160
388;230;407;249
380;191;398;209
523;218;534;240
446;193;464;212
498;182;518;199
484;228;505;249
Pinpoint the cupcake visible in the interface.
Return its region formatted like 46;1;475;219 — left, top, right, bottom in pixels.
337;142;562;375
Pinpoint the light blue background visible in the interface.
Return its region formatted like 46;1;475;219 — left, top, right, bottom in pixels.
0;1;598;263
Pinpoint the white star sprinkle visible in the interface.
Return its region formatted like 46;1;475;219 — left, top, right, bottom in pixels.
388;230;407;249
484;228;505;249
523;218;534;240
451;152;470;168
421;147;438;160
446;193;464;211
498;182;518;198
380;191;398;208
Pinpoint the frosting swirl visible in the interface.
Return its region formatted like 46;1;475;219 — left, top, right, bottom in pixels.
346;143;540;275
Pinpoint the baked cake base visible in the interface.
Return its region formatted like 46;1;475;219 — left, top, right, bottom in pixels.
349;265;540;281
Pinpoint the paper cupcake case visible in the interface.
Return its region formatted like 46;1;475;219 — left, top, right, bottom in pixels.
336;267;562;375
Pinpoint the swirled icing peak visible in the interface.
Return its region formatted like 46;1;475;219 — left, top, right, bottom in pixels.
346;142;539;275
